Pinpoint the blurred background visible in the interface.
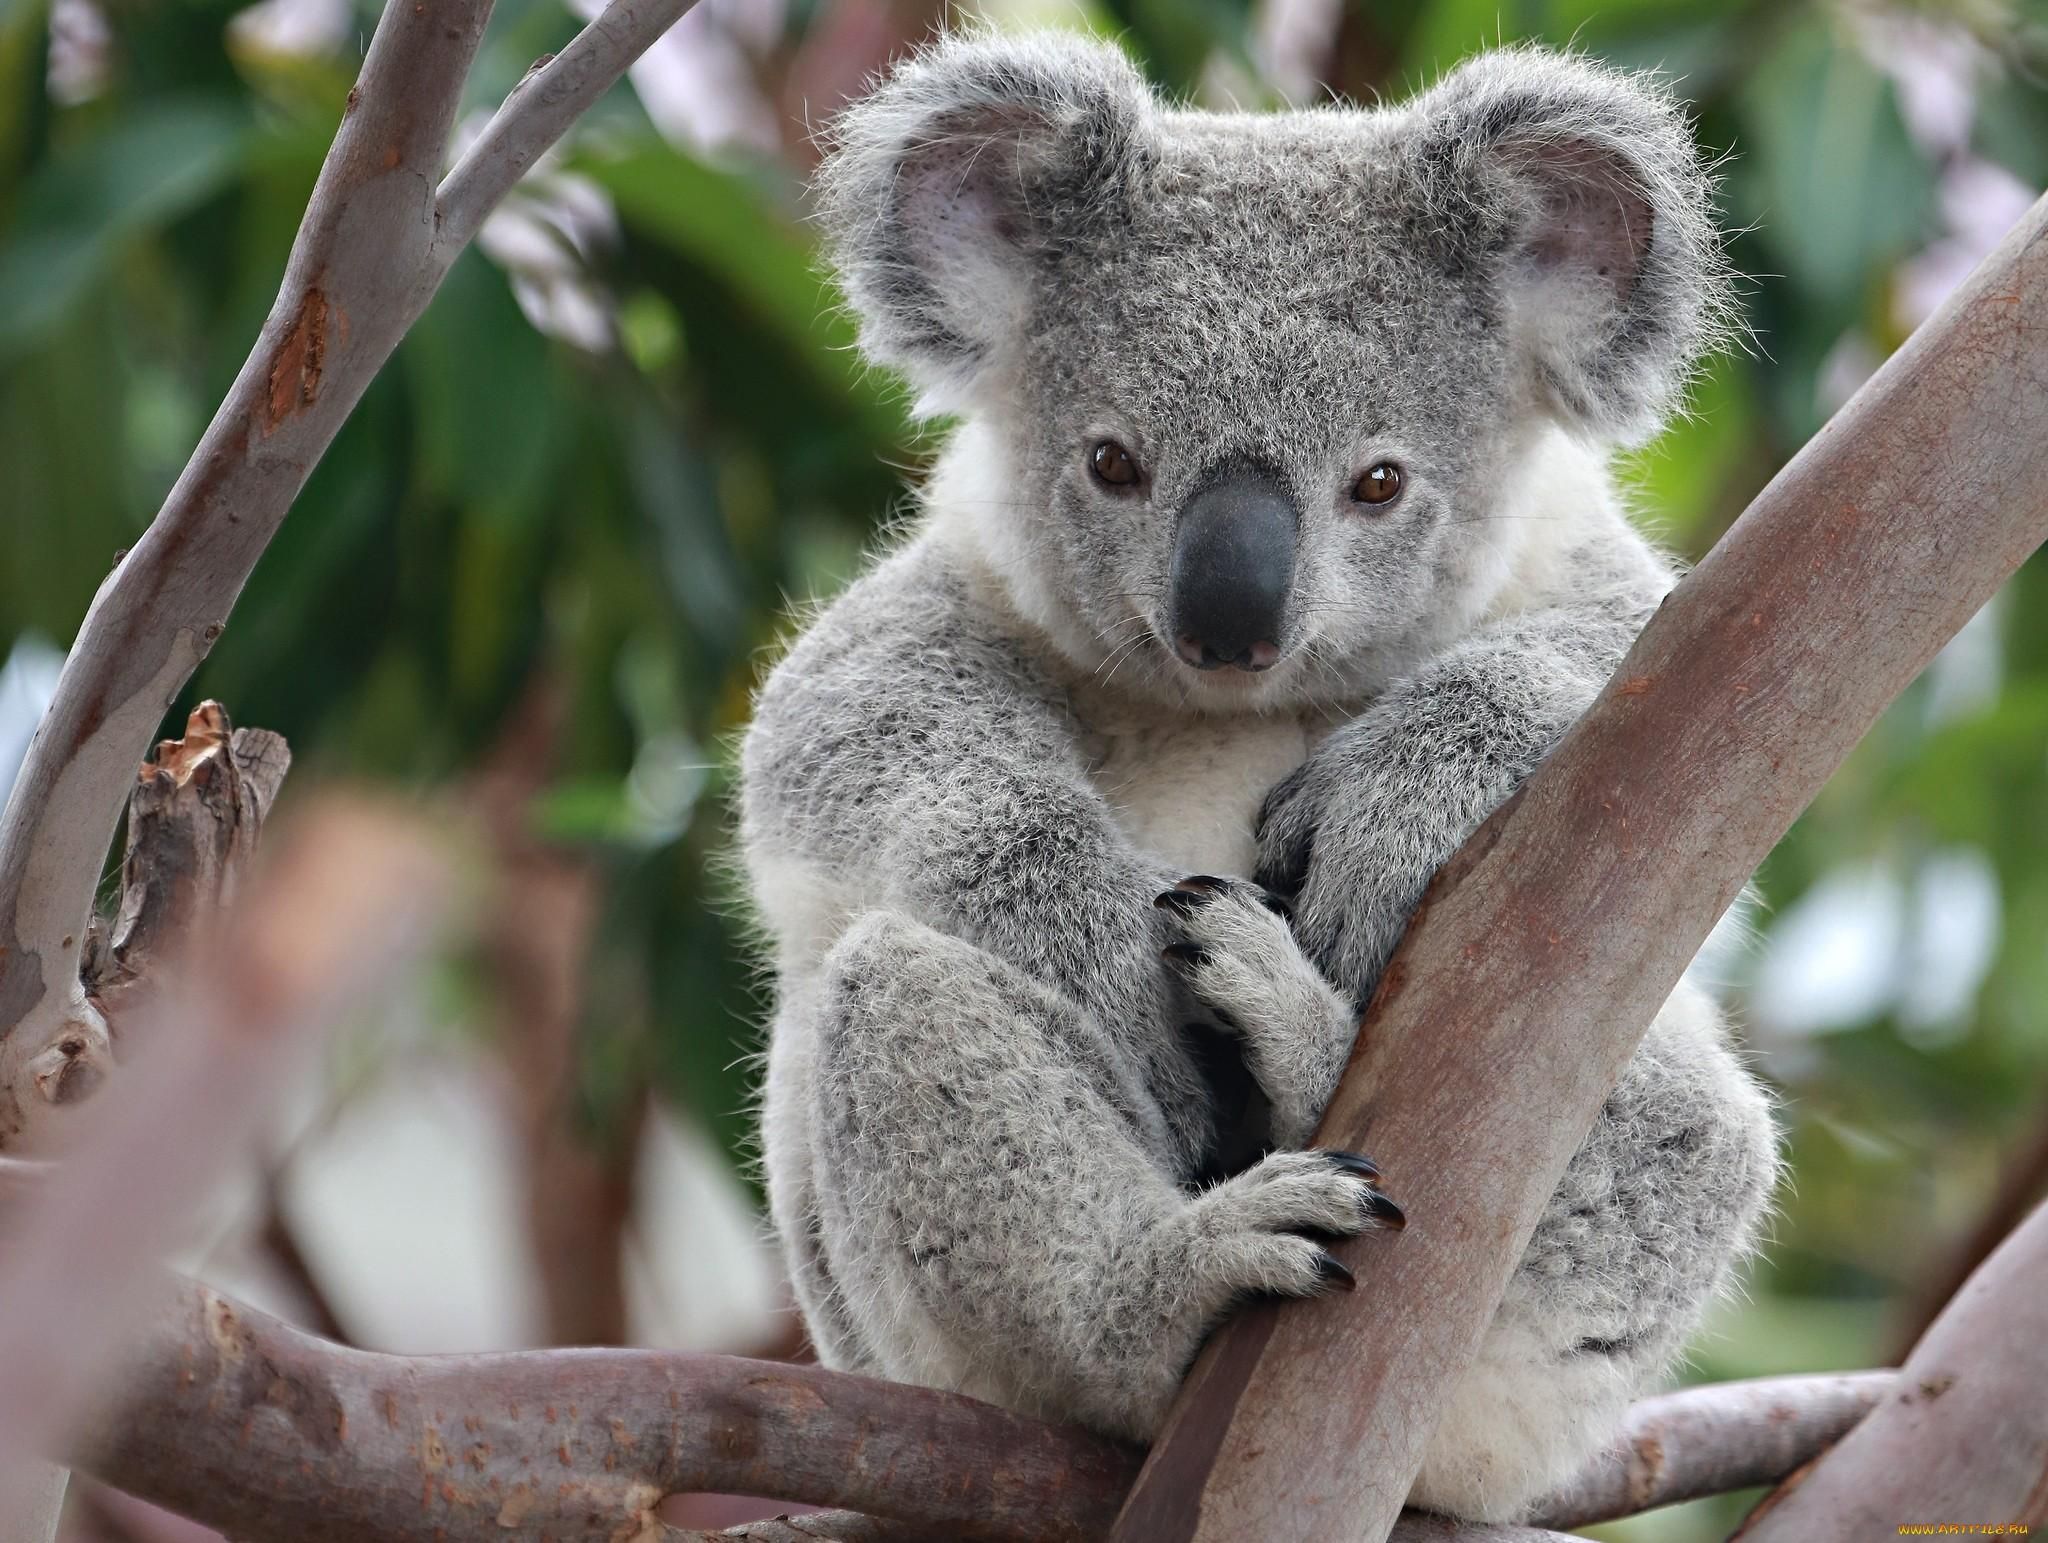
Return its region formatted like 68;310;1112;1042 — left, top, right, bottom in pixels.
2;0;2045;1536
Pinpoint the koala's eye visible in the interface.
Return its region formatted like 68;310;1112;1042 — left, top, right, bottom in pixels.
1090;440;1143;489
1352;462;1404;508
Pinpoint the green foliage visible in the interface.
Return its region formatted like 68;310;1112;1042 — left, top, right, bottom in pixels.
1;5;2043;1531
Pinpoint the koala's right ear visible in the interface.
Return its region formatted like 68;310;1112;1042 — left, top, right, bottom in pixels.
814;32;1153;415
1398;48;1730;447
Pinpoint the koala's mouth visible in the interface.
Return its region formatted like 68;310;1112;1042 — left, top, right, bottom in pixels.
1143;620;1291;689
1169;632;1283;673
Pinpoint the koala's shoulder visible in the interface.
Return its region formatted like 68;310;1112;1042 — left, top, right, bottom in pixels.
750;536;1065;743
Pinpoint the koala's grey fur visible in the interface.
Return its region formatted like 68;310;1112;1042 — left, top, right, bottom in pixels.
740;30;1777;1523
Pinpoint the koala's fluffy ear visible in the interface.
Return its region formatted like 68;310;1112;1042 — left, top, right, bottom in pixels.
1405;49;1728;445
815;32;1152;414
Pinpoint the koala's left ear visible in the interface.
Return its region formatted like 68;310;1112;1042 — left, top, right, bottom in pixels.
815;32;1154;415
1403;49;1728;445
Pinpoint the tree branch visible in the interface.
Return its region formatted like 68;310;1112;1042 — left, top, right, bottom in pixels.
57;1256;1905;1543
1530;1372;1893;1527
1112;193;2048;1541
1736;1200;2048;1534
0;0;701;1155
434;0;702;253
0;0;485;1150
0;801;448;1466
66;1275;1143;1543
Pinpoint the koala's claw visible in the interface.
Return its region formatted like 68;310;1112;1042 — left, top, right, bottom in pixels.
1311;1250;1357;1291
1161;941;1211;969
1155;874;1289;915
1322;1149;1382;1182
1177;1148;1397;1320
1363;1190;1408;1231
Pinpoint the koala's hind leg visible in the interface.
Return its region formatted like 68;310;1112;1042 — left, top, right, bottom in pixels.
808;908;1397;1442
1407;980;1778;1522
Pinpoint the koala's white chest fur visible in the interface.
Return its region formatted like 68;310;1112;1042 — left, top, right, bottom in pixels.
1077;707;1328;878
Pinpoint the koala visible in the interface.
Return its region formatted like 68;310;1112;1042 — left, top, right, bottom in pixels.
738;31;1778;1523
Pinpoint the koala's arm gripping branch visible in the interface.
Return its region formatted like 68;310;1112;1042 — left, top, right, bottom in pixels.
1112;193;2048;1542
0;0;700;1155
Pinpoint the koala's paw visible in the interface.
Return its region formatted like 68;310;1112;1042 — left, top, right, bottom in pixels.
1252;760;1335;902
1256;762;1419;1008
1185;1148;1405;1300
1155;875;1361;1146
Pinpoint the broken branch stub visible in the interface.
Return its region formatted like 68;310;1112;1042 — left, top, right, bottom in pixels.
86;701;292;1042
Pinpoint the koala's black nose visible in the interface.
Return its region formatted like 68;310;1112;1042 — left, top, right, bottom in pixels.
1166;463;1297;672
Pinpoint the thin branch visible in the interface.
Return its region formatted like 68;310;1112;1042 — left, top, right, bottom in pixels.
66;1276;1143;1543
1891;1090;2048;1357
0;801;448;1467
1529;1372;1893;1527
1112;192;2048;1541
435;0;703;253
1735;1201;2048;1534
0;0;488;1148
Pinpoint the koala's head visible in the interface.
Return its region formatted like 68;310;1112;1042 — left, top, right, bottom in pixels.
816;33;1727;710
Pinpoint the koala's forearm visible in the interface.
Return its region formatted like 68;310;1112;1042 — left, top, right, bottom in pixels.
741;552;1175;1042
1258;578;1661;1010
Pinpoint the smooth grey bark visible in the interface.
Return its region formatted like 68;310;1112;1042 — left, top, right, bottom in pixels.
0;0;702;1155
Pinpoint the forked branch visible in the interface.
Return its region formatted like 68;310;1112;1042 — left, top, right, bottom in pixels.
0;0;702;1153
1737;1200;2048;1533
